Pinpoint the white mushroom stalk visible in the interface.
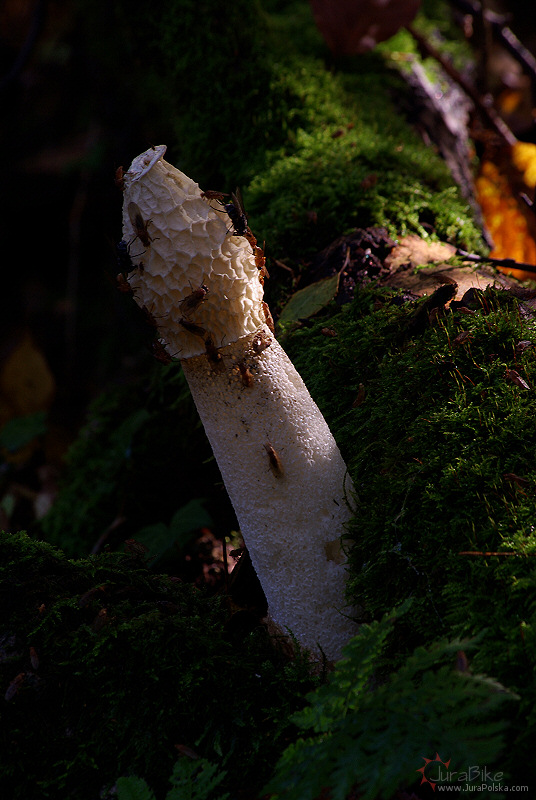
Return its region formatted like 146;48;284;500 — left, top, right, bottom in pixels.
120;146;359;661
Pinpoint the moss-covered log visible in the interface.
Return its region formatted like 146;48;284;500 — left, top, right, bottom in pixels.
282;284;536;790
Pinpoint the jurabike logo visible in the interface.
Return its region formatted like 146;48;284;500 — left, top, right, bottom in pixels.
417;753;451;791
417;754;510;792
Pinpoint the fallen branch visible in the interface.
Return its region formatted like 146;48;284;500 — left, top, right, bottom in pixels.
406;22;517;146
449;0;536;85
456;248;536;274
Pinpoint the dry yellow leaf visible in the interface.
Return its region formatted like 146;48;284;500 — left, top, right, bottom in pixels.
0;331;55;421
511;141;536;188
0;331;55;464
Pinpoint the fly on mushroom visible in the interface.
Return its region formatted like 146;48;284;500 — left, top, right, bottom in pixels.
251;330;272;354
201;189;229;202
128;202;156;247
264;442;284;478
224;189;249;237
114;166;125;191
225;189;258;249
116;238;144;275
205;334;225;372
151;339;172;364
262;301;275;334
254;244;269;284
116;273;133;294
179;282;209;315
179;318;207;338
204;186;257;249
237;360;254;388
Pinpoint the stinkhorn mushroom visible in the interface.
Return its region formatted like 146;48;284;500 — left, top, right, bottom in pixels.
120;146;358;661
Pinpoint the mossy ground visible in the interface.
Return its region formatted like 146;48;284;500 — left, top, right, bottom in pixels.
0;531;318;800
282;284;536;787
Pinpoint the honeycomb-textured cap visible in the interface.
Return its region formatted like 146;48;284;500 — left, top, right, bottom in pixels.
122;147;265;358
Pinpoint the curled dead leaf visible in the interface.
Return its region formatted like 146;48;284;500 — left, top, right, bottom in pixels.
503;473;531;488
383;235;456;272
352;383;366;408
515;340;533;355
29;646;39;670
453;331;472;346
5;672;25;702
506;369;531;389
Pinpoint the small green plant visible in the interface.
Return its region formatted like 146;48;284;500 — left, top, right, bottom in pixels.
116;756;228;800
265;605;515;800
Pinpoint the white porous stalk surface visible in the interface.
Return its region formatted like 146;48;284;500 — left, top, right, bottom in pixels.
122;146;359;661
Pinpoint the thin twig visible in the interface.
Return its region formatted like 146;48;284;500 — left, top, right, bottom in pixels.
91;515;127;555
406;23;517;146
490;15;536;85
459;550;536;556
449;0;536;85
456;248;536;274
272;258;296;277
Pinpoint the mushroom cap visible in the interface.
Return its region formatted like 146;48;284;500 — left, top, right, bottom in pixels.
122;146;265;358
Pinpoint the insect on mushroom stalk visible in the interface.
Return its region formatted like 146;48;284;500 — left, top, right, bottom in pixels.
120;145;359;662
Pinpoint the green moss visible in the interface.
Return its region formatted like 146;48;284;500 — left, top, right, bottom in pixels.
267;607;515;800
247;0;483;261
39;363;235;558
0;530;317;800
282;285;536;785
246;36;482;270
246;54;481;262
